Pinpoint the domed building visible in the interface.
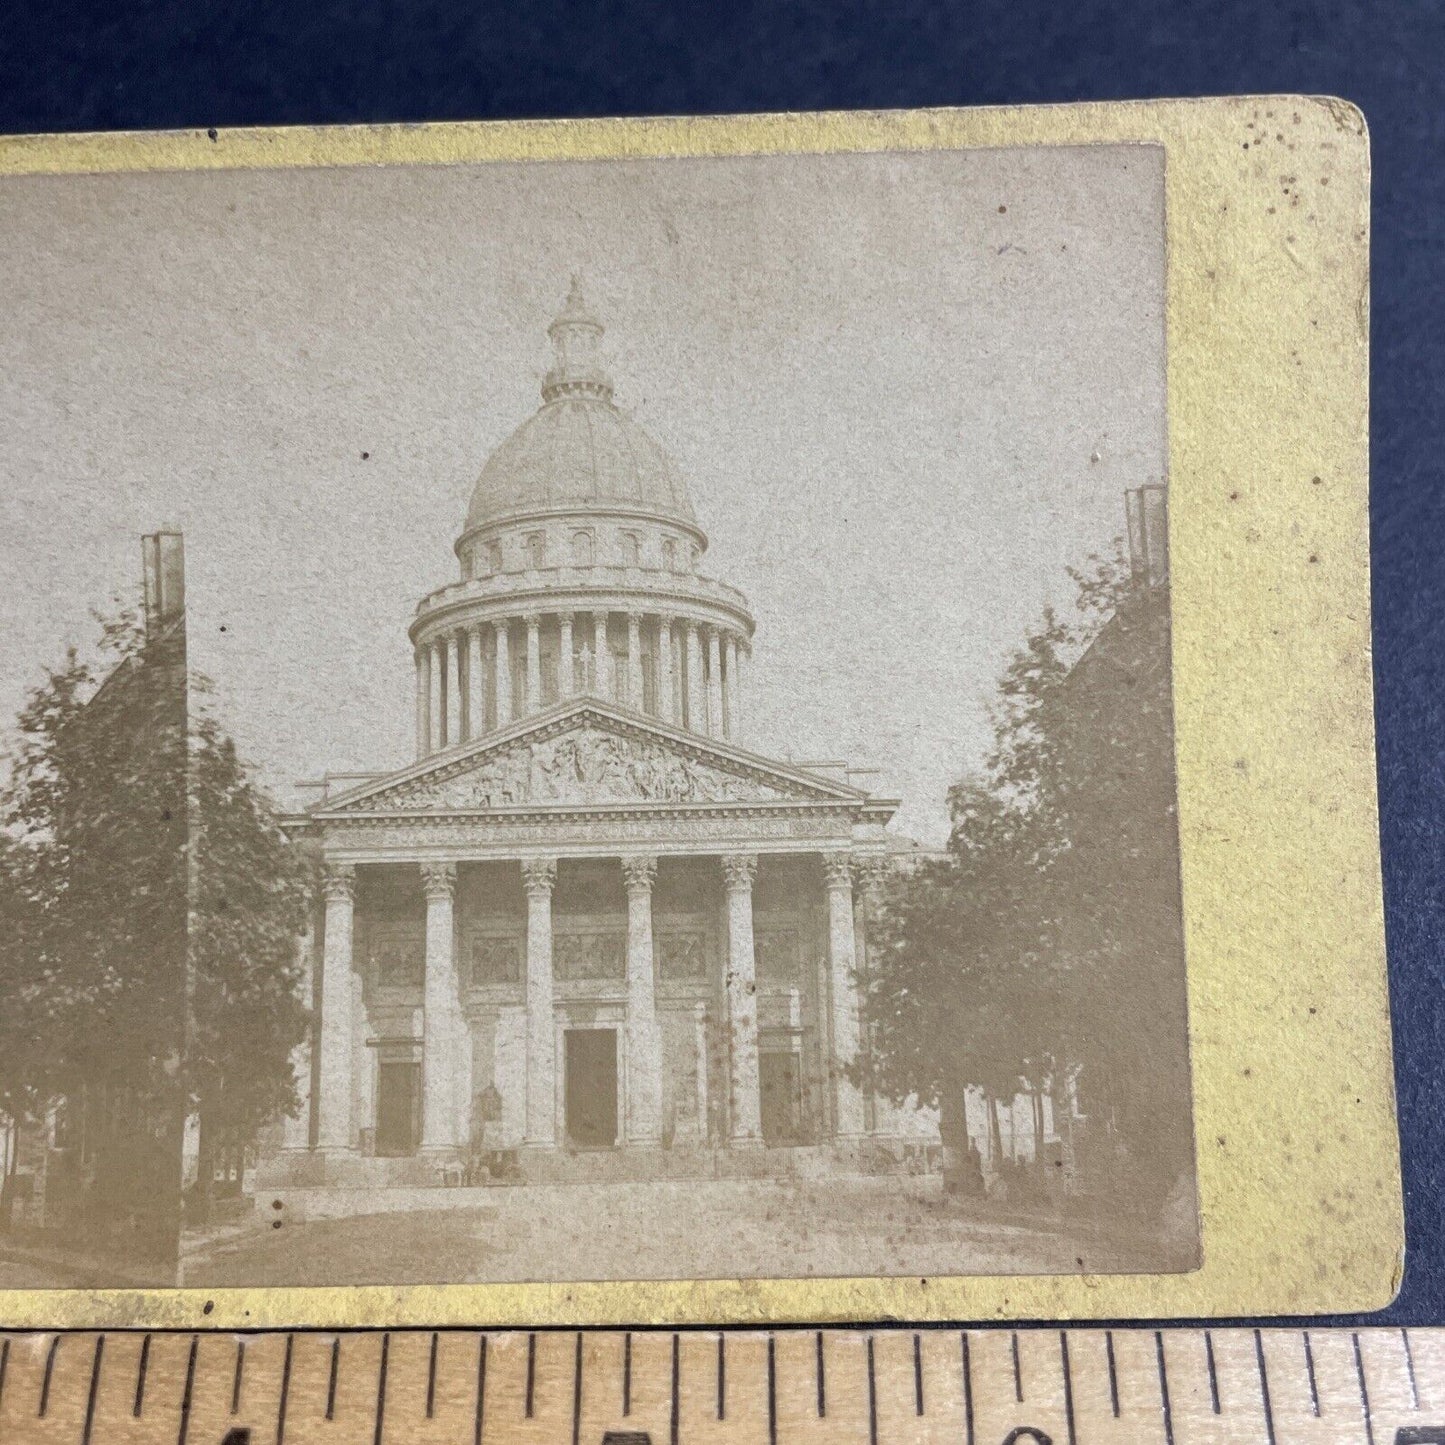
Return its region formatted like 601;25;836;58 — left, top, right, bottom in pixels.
267;283;918;1198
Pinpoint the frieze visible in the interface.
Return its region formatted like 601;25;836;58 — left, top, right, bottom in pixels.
340;724;813;812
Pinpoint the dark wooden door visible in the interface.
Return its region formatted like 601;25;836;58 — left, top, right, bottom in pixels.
760;1052;802;1144
565;1029;618;1147
375;1061;420;1156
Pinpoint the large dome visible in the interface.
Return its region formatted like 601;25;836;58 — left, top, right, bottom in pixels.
463;280;697;533
464;393;696;531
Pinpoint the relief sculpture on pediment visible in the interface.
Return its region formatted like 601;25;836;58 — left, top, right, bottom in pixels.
376;726;789;809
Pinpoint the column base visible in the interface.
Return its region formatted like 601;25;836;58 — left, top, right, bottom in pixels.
727;1135;765;1150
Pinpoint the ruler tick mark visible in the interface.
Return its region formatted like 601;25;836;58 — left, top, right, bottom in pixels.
232;1338;246;1415
671;1333;681;1445
473;1335;487;1445
623;1331;632;1416
276;1333;293;1445
525;1332;536;1418
178;1334;198;1445
1404;1328;1421;1409
1303;1330;1320;1417
427;1331;438;1419
1059;1332;1076;1445
1012;1331;1023;1401
326;1336;339;1420
81;1333;104;1445
816;1330;826;1416
1155;1331;1175;1445
135;1333;151;1417
716;1332;725;1421
961;1332;975;1445
39;1334;60;1416
867;1335;878;1445
572;1332;583;1445
1204;1329;1220;1414
1254;1329;1277;1445
1353;1331;1376;1445
0;1336;8;1412
914;1332;924;1415
374;1331;390;1445
1105;1330;1120;1416
766;1334;777;1445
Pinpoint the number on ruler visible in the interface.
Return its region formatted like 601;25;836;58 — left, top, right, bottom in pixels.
1000;1431;1053;1445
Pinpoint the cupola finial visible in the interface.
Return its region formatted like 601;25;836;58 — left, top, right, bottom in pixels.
543;276;612;402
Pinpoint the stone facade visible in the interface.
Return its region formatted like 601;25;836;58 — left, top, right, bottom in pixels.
267;284;917;1188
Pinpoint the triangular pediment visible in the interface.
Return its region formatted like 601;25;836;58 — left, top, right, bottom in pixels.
314;700;870;815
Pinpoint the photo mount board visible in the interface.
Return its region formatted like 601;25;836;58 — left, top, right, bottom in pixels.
0;96;1397;1325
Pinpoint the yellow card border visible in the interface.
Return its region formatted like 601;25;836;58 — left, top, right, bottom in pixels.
0;97;1398;1326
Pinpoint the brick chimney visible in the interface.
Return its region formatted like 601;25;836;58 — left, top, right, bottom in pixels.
141;531;185;637
1124;485;1168;590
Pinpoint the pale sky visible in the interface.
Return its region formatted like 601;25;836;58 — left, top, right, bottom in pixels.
0;144;1165;845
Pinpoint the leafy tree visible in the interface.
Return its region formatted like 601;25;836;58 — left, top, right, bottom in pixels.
0;614;187;1252
186;693;312;1221
861;542;1191;1214
0;605;311;1241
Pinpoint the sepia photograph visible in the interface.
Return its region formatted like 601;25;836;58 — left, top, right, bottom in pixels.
0;140;1197;1289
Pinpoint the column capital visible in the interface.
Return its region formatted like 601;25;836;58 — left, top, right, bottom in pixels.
521;856;558;897
822;850;854;890
420;860;457;901
657;610;676;628
525;614;541;633
622;854;658;895
556;608;573;626
720;853;758;891
684;617;700;636
322;863;356;903
494;618;510;640
853;855;890;898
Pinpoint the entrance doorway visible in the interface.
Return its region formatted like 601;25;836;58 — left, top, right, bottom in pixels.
375;1060;420;1156
760;1052;803;1144
565;1029;619;1147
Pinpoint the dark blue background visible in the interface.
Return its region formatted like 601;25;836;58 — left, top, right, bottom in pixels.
2;0;1440;1324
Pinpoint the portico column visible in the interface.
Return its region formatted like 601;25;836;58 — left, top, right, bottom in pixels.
494;620;512;725
854;858;886;1136
282;929;315;1149
621;856;663;1144
558;611;575;698
428;640;444;754
467;626;485;740
593;611;612;700
657;614;675;724
823;851;867;1140
317;864;356;1151
420;862;464;1151
445;632;462;747
415;648;429;760
685;622;703;732
525;615;542;714
626;611;644;711
723;632;740;741
522;857;558;1146
722;854;762;1146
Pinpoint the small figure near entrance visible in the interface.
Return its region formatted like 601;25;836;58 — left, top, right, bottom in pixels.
465;1083;517;1184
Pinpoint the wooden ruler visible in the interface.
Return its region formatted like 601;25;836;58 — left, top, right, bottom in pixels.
0;1327;1440;1445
